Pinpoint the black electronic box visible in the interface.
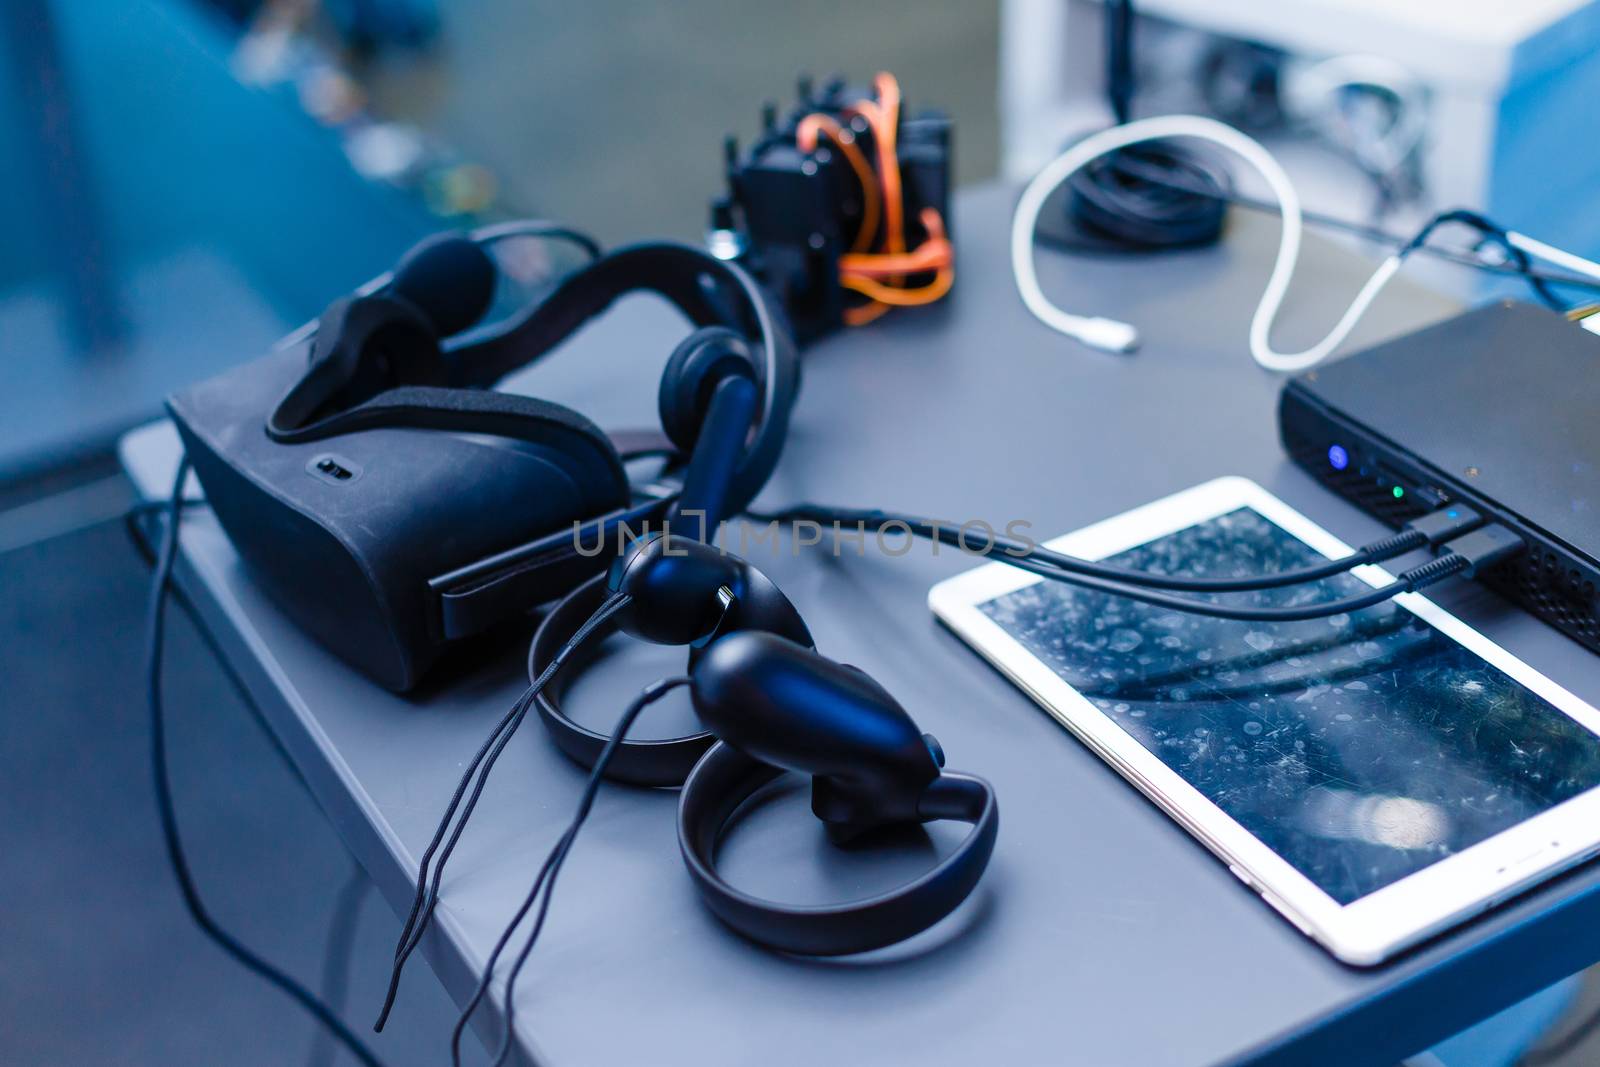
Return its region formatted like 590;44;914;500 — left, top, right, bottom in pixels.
1280;300;1600;653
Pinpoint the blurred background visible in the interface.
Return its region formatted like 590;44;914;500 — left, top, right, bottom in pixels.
4;1;1599;1063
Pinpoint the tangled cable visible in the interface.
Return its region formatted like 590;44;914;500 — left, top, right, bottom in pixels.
448;676;691;1067
1018;0;1600;367
1064;141;1231;251
1059;0;1230;254
1012;114;1600;368
372;591;634;1032
797;72;954;326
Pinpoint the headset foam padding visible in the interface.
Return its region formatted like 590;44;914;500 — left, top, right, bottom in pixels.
390;233;498;338
658;326;759;454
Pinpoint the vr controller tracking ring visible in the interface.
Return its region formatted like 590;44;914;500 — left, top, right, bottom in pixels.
530;534;815;786
677;741;999;956
529;574;718;786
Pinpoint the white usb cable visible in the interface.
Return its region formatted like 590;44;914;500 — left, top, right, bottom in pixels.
1011;114;1600;373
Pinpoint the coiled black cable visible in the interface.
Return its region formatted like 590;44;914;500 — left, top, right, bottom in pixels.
1066;142;1232;250
144;459;387;1067
1064;0;1230;252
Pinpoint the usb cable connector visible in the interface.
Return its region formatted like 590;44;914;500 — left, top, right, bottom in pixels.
1435;524;1526;578
1404;505;1486;547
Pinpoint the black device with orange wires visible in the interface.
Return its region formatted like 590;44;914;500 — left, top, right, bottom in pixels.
708;72;953;342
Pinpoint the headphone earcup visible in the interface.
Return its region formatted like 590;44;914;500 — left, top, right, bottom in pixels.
389;232;498;338
658;326;759;455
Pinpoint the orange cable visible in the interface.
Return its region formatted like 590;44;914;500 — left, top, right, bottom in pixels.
841;74;903;320
839;235;951;276
796;114;880;254
818;72;954;325
849;72;905;256
842;300;893;327
840;266;953;307
840;208;953;306
840;208;952;276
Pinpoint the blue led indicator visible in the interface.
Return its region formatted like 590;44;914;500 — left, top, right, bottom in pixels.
1327;444;1350;471
1448;509;1459;519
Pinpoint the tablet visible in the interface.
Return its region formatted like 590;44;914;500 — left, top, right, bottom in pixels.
929;476;1600;965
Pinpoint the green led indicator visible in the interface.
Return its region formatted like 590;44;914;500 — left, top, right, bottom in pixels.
1392;486;1405;499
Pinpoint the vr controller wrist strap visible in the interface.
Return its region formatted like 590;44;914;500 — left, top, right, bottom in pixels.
677;743;999;955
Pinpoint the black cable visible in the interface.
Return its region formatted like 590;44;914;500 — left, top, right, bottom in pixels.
127;496;336;812
126;496;208;519
1040;151;1598;307
1044;522;1520;619
749;503;1478;621
1518;990;1600;1066
1105;0;1135;126
1066;143;1233;250
309;864;372;1067
144;459;387;1067
373;590;633;1032
749;504;1427;592
1401;208;1565;310
446;676;691;1067
1067;0;1231;252
1056;0;1591;307
1000;550;1466;622
375;687;538;1029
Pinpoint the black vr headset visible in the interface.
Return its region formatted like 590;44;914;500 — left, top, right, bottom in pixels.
168;221;800;690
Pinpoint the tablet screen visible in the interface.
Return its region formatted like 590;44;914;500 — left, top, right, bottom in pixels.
979;507;1600;904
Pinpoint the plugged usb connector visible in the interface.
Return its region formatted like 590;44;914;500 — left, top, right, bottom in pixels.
1404;505;1486;547
1436;525;1526;578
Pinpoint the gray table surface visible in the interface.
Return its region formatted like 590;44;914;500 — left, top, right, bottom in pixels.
121;183;1600;1067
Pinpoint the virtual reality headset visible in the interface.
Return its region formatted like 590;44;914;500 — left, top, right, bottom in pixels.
168;222;800;690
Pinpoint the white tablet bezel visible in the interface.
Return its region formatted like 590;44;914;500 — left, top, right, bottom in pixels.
928;476;1600;965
